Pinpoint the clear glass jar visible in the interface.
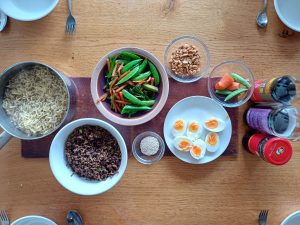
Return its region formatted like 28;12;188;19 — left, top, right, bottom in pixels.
246;104;300;141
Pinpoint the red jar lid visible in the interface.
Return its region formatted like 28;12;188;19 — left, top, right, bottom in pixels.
263;138;292;165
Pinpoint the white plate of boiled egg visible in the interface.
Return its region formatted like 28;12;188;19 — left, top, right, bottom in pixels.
163;96;232;164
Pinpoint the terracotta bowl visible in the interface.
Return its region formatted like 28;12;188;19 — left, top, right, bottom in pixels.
91;47;169;126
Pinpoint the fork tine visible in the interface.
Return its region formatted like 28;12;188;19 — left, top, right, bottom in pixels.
265;210;269;219
262;210;266;219
0;210;4;220
259;210;263;219
1;210;7;221
4;211;8;221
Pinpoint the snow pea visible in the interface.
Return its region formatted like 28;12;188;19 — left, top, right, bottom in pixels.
121;59;142;73
120;52;141;60
107;56;117;78
122;89;155;106
143;84;159;93
121;105;151;115
216;90;233;95
132;71;151;81
148;62;160;86
137;59;148;75
117;66;140;85
230;73;250;88
224;88;248;101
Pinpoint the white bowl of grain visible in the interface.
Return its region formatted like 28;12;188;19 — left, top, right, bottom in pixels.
0;62;74;149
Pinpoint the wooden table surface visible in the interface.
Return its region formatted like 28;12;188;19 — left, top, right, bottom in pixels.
1;0;300;224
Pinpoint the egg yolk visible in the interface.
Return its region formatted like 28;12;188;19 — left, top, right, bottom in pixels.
208;133;217;146
188;122;199;132
205;119;218;129
174;120;184;131
179;140;190;150
191;146;202;156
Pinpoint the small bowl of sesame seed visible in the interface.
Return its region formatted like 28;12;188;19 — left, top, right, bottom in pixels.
164;35;211;83
132;131;165;165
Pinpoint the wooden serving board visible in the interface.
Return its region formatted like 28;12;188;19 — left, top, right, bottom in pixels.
21;77;238;158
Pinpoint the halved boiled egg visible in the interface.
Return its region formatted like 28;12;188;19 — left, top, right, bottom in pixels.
173;136;192;152
186;121;202;140
190;139;206;160
205;132;219;152
172;119;187;137
203;117;226;132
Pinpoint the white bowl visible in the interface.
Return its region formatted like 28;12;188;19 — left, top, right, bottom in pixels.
49;118;128;196
91;47;169;126
0;0;59;21
12;215;57;225
281;211;300;225
274;0;300;32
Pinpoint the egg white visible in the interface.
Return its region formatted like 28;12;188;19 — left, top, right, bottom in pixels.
203;117;226;132
205;132;220;152
190;139;206;160
172;119;187;137
186;120;202;140
173;136;193;152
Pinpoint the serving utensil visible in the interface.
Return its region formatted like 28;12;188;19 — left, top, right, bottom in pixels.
256;0;268;28
259;210;269;225
0;210;9;225
66;0;76;33
67;210;83;225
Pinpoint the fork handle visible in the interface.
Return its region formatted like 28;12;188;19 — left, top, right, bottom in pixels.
0;130;12;150
263;0;268;11
68;0;72;14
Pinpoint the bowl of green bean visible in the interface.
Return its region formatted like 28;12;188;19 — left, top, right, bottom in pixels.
91;47;169;126
208;60;254;108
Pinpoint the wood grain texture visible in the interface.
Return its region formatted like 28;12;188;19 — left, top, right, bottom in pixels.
0;0;300;224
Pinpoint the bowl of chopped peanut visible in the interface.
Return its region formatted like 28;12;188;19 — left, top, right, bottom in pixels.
164;35;211;83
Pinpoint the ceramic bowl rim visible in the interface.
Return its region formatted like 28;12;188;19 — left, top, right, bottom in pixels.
274;0;300;32
0;0;59;21
49;118;128;196
90;47;169;126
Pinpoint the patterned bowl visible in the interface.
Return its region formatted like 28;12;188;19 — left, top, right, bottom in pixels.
91;47;169;126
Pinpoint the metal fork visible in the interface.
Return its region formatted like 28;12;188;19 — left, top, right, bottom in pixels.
0;210;9;225
258;210;269;225
66;0;76;34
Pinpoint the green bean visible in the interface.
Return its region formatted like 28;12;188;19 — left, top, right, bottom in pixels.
107;56;117;78
230;73;250;88
117;66;140;85
121;105;151;115
143;84;159;93
137;59;148;75
121;59;142;73
224;88;248;102
132;71;151;81
120;52;141;60
122;89;155;106
216;90;233;95
148;61;160;86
